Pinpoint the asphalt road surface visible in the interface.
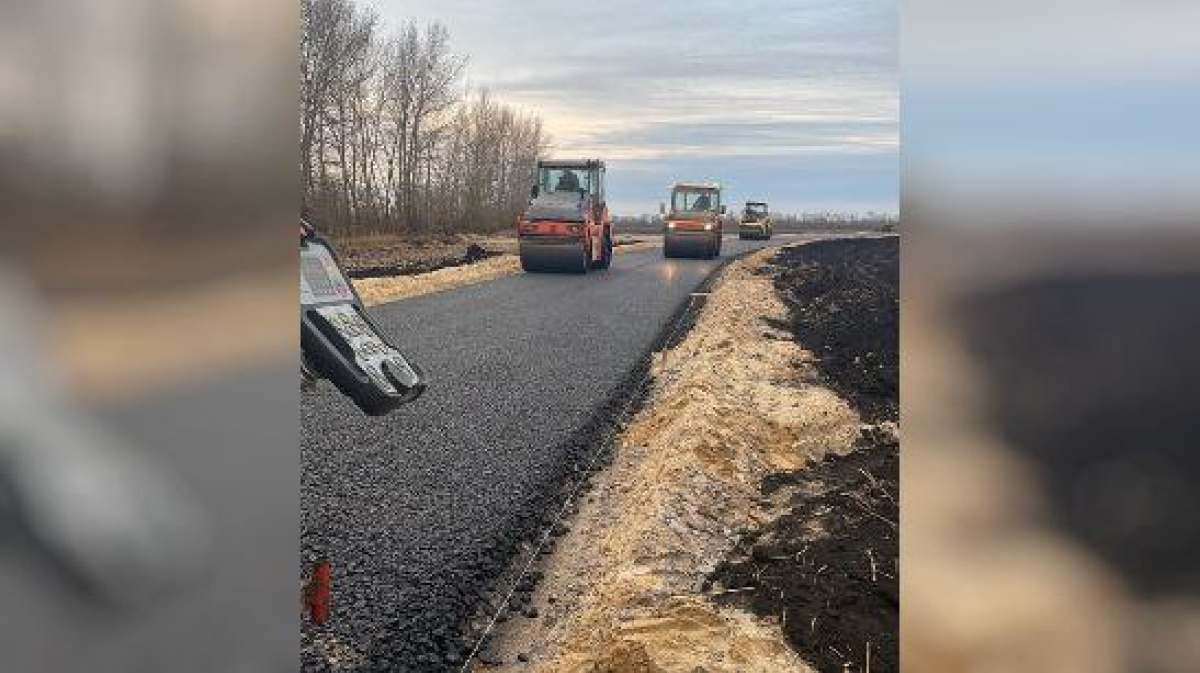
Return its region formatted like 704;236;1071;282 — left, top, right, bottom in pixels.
301;234;830;671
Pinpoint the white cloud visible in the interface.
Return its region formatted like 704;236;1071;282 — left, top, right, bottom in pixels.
363;0;897;213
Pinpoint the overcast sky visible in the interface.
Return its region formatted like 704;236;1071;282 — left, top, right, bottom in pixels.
364;0;897;215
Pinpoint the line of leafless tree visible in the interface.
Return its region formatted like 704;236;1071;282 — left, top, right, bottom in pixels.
301;0;549;238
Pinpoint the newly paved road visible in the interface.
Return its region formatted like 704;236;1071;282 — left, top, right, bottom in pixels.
301;234;823;671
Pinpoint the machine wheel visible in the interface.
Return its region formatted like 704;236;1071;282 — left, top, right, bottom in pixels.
573;241;590;274
663;239;675;258
593;232;613;269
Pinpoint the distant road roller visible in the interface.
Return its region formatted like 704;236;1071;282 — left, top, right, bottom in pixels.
662;182;724;259
517;159;614;273
739;201;772;240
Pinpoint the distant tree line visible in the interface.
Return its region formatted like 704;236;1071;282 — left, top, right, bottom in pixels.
614;212;899;230
301;0;550;237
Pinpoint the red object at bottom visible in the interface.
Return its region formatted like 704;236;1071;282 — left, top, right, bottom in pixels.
304;561;332;625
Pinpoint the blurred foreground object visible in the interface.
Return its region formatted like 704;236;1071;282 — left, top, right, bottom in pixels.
0;268;209;604
0;0;296;670
904;1;1200;671
903;227;1200;673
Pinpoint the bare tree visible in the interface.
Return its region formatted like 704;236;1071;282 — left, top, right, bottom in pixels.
301;0;549;238
300;0;376;217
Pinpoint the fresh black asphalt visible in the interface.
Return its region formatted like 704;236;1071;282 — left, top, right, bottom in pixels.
300;235;821;671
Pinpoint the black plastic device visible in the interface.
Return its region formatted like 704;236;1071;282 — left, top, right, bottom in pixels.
300;220;425;414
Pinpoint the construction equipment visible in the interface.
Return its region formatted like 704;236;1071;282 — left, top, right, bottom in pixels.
739;201;772;240
662;182;724;258
300;219;426;415
518;159;614;273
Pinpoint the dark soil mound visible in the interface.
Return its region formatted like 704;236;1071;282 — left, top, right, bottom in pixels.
957;272;1200;597
345;243;501;279
710;432;898;673
769;237;898;423
710;237;900;673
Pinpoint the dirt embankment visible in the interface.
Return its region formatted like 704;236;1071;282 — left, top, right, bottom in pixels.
336;233;514;278
708;238;899;673
768;240;898;424
481;239;894;671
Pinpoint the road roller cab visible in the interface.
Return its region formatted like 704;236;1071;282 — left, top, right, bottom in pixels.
662;182;724;258
739;201;772;240
518;159;614;273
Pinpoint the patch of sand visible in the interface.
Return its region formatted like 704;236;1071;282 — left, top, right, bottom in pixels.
488;244;863;672
354;255;523;306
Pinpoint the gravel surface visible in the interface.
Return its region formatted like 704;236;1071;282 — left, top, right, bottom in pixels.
301;235;815;671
